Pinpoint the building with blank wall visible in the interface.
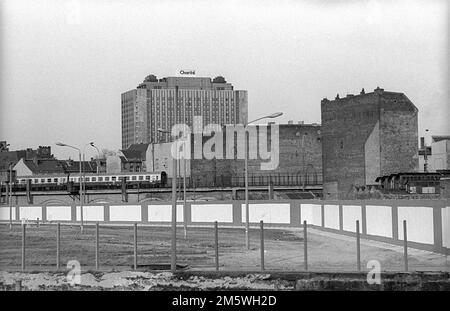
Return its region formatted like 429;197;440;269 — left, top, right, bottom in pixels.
321;87;419;199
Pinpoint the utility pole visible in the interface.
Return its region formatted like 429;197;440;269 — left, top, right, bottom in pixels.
9;162;13;230
424;129;429;172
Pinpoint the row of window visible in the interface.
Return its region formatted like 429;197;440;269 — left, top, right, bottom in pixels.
18;174;161;184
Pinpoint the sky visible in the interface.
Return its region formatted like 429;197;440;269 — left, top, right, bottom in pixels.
0;0;448;160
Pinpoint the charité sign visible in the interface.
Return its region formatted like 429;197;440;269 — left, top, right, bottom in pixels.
177;69;196;76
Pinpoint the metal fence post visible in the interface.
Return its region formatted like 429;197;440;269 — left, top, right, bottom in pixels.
403;220;408;272
356;220;361;272
214;221;219;271
133;223;137;270
260;220;265;271
21;224;26;271
303;220;308;271
95;222;99;270
56;222;60;270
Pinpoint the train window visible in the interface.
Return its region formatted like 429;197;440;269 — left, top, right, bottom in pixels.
34;179;38;183
86;177;90;182
132;176;137;181
98;177;103;181
139;176;144;180
54;178;58;182
92;177;97;182
112;176;117;181
145;176;150;180
41;179;45;183
105;177;110;181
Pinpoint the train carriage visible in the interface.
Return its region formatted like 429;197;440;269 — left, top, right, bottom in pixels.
15;171;167;190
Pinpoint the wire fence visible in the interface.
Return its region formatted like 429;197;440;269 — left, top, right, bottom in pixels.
0;219;419;274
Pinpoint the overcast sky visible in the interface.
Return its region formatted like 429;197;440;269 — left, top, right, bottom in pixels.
0;0;448;160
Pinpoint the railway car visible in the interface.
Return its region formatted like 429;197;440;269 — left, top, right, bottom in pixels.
16;171;167;189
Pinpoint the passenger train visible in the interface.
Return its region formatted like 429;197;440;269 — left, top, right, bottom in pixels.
16;171;167;187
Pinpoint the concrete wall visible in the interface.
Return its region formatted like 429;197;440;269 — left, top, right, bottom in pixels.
3;199;448;255
145;123;322;188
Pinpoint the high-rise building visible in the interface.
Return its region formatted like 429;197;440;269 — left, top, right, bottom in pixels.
121;74;248;149
321;87;419;199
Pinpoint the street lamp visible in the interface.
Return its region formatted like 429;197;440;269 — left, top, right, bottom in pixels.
158;128;178;272
89;142;101;174
424;129;429;172
55;142;84;234
82;142;96;205
244;112;283;250
8;162;13;230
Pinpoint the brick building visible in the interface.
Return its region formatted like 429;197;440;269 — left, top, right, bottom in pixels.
144;123;322;188
321;87;419;199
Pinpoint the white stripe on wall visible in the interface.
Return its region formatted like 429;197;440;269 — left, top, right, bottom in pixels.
324;204;339;229
148;205;183;222
76;205;104;221
191;204;233;223
398;206;434;244
366;205;392;238
300;204;321;226
47;206;72;221
110;205;141;221
443;207;450;248
19;206;42;221
0;206;16;221
241;203;290;224
342;205;362;232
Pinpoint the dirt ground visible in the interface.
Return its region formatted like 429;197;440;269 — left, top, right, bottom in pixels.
0;223;448;272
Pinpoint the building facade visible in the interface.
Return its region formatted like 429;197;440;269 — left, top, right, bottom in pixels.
321;87;419;199
144;123;322;188
418;136;450;172
121;74;248;149
106;143;149;173
429;136;450;171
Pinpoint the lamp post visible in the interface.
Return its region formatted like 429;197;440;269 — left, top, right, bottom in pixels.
82;142;96;206
158;128;178;272
55;142;84;234
244;112;283;250
9;162;13;230
89;142;101;174
424;129;429;172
